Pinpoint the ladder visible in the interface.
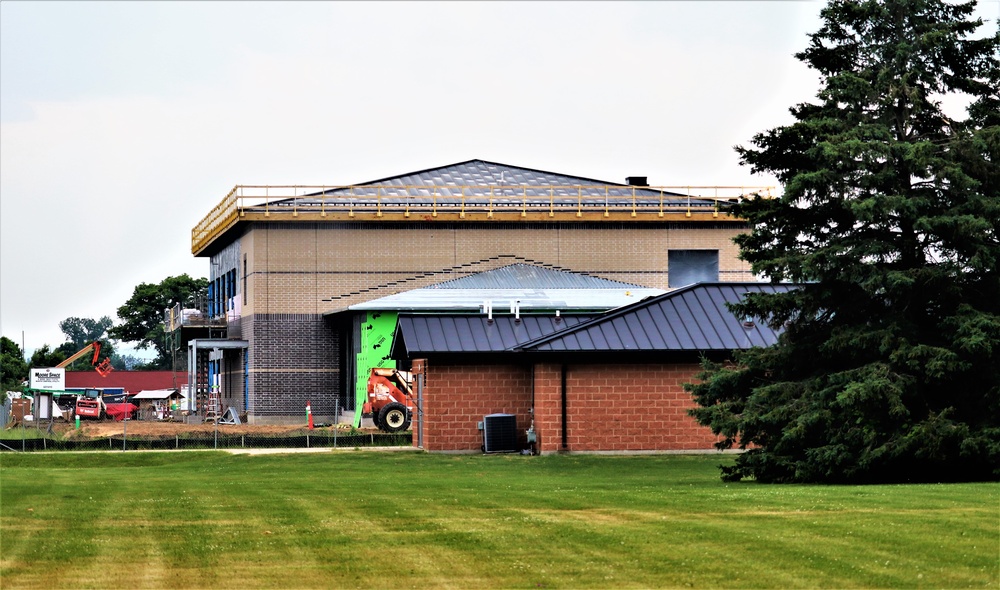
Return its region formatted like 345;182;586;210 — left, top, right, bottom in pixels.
205;387;221;423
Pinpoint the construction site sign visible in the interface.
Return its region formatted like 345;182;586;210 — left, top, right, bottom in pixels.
29;367;65;391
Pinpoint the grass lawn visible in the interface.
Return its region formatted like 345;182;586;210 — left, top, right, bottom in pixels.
1;452;997;589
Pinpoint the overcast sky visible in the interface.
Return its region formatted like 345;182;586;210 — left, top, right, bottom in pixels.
1;1;995;356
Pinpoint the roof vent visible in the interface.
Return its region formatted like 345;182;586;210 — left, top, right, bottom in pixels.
626;176;648;187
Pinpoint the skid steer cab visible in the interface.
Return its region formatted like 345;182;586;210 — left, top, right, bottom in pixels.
363;368;415;433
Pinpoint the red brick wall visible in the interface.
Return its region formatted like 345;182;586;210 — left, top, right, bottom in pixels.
418;362;721;453
416;364;533;452
533;364;563;453
556;364;720;452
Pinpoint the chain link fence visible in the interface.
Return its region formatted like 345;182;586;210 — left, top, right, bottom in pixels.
0;426;412;452
1;399;412;453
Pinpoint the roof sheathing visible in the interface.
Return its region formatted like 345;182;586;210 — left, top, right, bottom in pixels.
428;263;643;290
192;160;764;256
316;159;670;196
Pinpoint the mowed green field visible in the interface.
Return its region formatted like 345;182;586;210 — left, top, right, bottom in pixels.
1;452;996;589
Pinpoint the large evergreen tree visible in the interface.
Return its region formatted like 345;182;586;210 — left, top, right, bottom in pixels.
689;0;999;483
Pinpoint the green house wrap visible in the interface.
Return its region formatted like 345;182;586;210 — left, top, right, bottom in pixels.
354;311;398;428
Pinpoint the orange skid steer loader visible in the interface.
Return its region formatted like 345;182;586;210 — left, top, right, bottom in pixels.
363;368;415;433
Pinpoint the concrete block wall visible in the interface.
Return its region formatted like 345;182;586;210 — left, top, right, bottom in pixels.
220;353;246;415
240;312;341;424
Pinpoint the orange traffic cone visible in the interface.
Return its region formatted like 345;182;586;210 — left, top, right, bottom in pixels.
307;400;314;430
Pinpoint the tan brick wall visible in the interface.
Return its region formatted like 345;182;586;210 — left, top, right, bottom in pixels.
235;220;750;419
244;222;751;314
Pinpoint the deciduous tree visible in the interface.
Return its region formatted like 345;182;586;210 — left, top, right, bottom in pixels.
689;0;1000;483
110;274;209;369
28;345;65;370
56;316;116;370
58;316;114;350
1;337;28;399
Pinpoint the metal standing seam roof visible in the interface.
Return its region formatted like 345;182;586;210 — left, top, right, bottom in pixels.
348;289;662;313
517;283;798;353
391;314;595;357
390;283;798;358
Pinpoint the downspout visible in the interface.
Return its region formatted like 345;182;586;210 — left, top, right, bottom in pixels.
208;356;215;416
187;342;195;414
243;349;249;414
561;364;568;450
416;368;423;449
527;364;536;454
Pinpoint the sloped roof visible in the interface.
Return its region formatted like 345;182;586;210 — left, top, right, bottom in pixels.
392;314;595;358
391;282;797;359
346;264;664;313
517;283;797;352
194;159;751;256
132;389;182;400
65;371;188;393
428;264;641;290
311;159;686;199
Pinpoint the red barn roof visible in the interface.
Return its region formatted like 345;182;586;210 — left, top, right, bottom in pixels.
65;371;187;393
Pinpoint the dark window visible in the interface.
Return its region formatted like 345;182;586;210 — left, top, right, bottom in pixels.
243;255;248;305
668;250;719;287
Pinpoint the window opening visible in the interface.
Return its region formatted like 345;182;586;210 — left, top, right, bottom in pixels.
668;250;719;287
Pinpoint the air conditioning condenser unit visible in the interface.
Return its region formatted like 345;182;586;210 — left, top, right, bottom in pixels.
482;413;517;453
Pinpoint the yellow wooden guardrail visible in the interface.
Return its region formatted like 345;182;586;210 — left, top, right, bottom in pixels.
192;184;773;255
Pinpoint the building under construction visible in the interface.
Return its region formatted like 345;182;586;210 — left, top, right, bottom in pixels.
174;159;770;424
